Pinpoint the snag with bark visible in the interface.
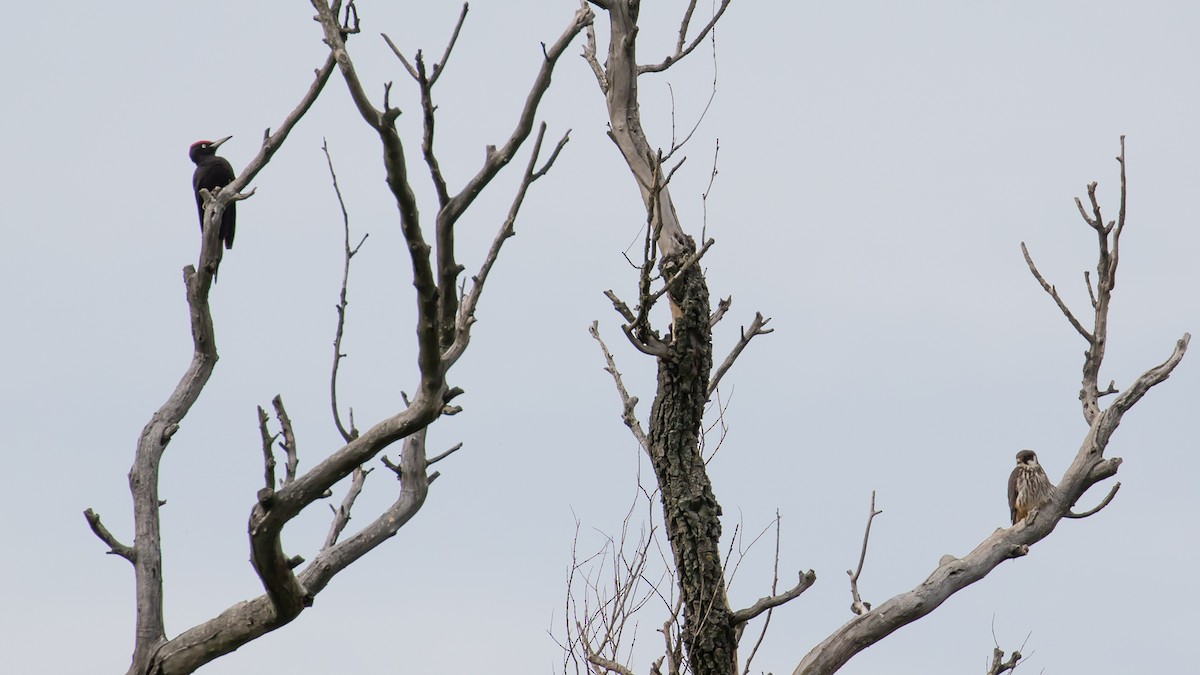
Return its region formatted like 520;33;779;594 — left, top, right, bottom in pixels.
580;3;810;675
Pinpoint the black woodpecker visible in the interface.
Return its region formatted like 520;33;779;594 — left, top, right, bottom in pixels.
189;136;237;256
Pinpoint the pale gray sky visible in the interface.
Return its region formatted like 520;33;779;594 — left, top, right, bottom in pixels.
2;2;1197;674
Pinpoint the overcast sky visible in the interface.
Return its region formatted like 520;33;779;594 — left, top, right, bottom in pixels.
2;2;1197;674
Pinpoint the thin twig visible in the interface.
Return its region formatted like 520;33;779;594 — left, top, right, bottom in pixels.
847;491;882;616
639;0;732;74
590;322;650;452
426;442;463;467
1020;242;1093;343
1065;481;1121;519
708;312;772;398
323;139;366;444
741;510;781;675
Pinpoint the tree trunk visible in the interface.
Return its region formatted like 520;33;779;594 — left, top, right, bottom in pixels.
646;242;736;675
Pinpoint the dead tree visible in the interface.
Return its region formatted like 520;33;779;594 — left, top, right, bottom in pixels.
577;2;1189;674
793;138;1188;675
83;3;590;674
581;3;811;675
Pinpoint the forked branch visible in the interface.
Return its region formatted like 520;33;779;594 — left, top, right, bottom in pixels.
846;491;882;616
708;312;772;398
639;0;733;74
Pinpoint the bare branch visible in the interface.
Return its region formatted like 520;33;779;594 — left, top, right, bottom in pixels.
731;569;816;625
794;141;1189;675
415;51;452;207
1065;481;1121;519
581;629;637;675
445;124;573;368
381;33;419;80
987;646;1024;675
323;139;365;444
701;139;719;242
580;9;608;92
272;395;299;486
257;405;278;489
1020;242;1093;343
847;491;882;616
707;312;772;398
438;6;592;225
639;0;732;74
709;295;731;328
430;4;470;86
741;511;780;675
434;8;591;350
603;289;638;325
426;442;463;467
590;321;650;452
322;465;372;550
122;44;337;674
83;509;135;562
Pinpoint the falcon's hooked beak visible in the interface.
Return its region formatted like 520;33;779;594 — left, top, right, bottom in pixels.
210;135;232;149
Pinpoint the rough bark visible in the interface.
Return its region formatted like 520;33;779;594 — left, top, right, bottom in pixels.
644;241;738;675
584;3;749;674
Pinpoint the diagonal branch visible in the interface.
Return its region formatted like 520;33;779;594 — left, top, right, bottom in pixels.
639;0;732;74
794;140;1189;675
731;570;816;625
83;509;135;562
707;312;772;398
443;123;573;368
1020;242;1092;343
322;465;372;550
590;321;650;452
1065;481;1120;519
432;7;592;348
430;3;469;87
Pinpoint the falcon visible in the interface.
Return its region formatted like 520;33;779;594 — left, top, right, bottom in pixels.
1008;449;1054;525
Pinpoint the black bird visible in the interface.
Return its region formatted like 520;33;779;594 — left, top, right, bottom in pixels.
189;136;237;253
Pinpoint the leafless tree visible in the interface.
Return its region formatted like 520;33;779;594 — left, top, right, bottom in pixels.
83;3;590;673
576;2;1189;675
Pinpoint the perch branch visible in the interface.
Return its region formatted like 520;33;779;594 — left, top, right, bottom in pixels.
847;491;882;616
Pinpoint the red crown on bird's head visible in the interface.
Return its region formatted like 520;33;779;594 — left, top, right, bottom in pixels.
191;140;214;149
